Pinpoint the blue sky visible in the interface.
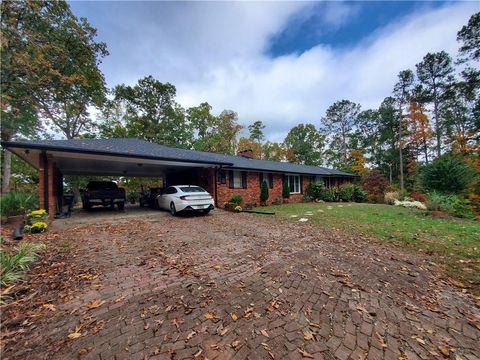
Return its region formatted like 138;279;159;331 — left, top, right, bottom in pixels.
267;1;446;56
70;1;479;141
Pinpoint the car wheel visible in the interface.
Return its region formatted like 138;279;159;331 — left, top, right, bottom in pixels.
170;202;177;216
117;202;125;211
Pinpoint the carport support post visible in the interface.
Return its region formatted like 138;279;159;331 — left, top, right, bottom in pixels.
39;152;58;215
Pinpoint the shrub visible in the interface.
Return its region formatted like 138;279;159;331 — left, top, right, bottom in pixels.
306;182;324;200
361;170;389;203
410;192;427;203
24;221;48;234
0;192;39;217
384;191;399;205
0;242;46;287
230;194;243;205
393;199;427;210
352;185;368;203
322;188;337;202
26;209;48;224
426;192;475;219
282;181;290;198
338;184;355;202
260;180;269;203
419;154;477;194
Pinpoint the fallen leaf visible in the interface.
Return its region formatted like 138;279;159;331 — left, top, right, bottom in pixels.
260;329;269;338
303;330;315;341
268;351;275;359
438;346;449;357
231;340;241;349
375;332;387;348
187;331;196;340
194;349;203;358
244;307;253;318
204;312;215;320
231;313;238;321
415;337;426;345
114;295;127;303
86;299;105;309
68;332;82;339
42;304;56;311
78;348;91;355
298;349;314;358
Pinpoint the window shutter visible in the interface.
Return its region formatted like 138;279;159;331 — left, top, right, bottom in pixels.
242;171;247;189
268;173;273;188
300;175;303;194
229;170;234;189
259;172;263;188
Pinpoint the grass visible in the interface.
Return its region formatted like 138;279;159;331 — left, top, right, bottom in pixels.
0;242;46;302
262;202;480;292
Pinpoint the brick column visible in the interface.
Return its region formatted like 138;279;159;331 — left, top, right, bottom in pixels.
38;153;59;215
39;153;46;210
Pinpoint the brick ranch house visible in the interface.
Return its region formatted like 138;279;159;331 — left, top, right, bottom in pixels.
2;138;354;214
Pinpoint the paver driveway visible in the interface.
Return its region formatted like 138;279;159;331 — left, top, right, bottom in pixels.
1;210;479;360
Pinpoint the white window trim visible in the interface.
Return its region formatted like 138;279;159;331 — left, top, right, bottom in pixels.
286;174;301;194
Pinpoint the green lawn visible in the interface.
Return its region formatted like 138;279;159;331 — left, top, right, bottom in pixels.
261;202;480;291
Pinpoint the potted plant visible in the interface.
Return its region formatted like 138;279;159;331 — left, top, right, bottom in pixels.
282;182;290;203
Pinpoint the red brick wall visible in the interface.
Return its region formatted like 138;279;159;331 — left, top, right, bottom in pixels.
215;171;315;207
39;154;63;215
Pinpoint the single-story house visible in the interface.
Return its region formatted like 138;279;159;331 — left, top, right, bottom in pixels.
1;138;354;214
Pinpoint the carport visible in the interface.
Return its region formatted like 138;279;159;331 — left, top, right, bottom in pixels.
1;138;233;215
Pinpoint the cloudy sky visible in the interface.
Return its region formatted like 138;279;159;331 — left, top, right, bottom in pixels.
70;1;479;142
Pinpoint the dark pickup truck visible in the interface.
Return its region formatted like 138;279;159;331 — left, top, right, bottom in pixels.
81;181;126;210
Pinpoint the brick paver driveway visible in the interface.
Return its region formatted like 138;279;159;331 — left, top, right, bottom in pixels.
2;210;479;360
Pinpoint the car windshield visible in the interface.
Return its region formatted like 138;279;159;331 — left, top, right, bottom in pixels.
179;186;206;193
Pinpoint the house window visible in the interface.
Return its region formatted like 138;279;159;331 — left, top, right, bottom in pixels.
218;170;226;184
229;170;247;189
259;172;273;189
286;175;300;193
233;171;242;188
315;175;323;183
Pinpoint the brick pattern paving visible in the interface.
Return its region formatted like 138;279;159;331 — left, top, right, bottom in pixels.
3;211;479;360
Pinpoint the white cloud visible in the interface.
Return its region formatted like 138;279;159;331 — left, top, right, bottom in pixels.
72;1;478;142
177;2;477;142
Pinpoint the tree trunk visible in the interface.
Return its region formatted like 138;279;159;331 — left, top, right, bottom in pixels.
1;149;12;193
424;141;429;165
433;88;441;158
398;109;405;191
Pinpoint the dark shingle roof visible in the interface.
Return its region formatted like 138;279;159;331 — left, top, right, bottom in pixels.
3;138;354;177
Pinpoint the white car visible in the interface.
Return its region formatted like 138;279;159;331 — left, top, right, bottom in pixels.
156;185;215;215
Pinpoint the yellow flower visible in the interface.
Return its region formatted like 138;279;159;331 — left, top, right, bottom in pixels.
234;206;242;212
28;209;47;216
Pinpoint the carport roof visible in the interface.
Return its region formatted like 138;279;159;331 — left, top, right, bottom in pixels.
2;138;354;177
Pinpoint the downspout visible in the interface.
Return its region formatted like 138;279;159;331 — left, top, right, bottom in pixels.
42;151;49;213
214;166;221;207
